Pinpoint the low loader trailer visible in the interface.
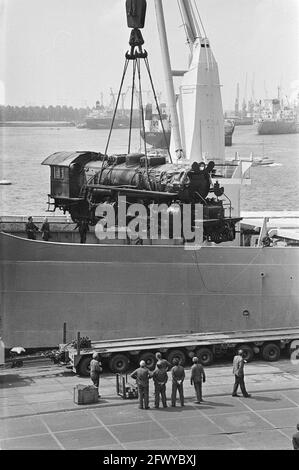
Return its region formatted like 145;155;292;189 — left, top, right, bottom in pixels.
60;327;299;376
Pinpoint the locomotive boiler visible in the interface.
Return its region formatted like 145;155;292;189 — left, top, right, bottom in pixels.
42;150;240;243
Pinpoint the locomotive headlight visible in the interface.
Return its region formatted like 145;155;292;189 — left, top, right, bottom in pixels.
199;162;206;171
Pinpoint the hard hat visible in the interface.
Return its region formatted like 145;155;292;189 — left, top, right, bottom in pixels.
140;360;146;367
192;357;198;363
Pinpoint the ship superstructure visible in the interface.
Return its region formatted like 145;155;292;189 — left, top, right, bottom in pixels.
255;88;299;135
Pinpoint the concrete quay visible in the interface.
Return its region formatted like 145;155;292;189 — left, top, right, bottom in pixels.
0;358;298;450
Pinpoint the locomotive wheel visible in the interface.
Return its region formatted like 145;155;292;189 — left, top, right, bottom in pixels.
139;352;156;370
77;356;92;377
109;354;129;373
166;349;186;366
261;343;280;362
195;347;214;366
238;344;254;362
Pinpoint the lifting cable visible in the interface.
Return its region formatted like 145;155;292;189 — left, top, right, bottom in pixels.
99;22;173;192
95;58;130;186
144;56;172;163
104;58;130;157
128;60;137;154
136;57;151;188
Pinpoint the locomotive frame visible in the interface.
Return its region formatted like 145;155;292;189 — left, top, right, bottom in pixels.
42;150;241;244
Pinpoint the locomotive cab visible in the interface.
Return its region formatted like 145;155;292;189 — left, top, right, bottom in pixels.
42;151;102;216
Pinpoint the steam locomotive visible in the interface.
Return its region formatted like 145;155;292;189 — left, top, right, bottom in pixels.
42;150;240;243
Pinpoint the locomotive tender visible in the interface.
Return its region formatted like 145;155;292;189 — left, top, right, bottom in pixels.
42;150;240;244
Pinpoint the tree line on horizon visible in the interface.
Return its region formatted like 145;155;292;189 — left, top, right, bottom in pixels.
0;105;92;122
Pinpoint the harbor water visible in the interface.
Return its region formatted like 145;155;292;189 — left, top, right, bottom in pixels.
0;125;298;216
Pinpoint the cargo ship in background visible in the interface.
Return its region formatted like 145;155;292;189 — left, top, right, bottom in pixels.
82;89;140;129
141;103;235;148
141;102;171;148
1;0;298;370
255;89;299;135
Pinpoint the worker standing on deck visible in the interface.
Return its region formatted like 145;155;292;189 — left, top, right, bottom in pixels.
74;219;89;244
232;349;251;398
41;217;51;241
90;353;102;397
190;356;206;403
155;352;171;371
171;358;185;407
153;361;168;408
25;216;39;240
130;360;151;409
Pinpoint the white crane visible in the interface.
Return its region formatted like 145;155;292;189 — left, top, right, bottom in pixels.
154;0;225;163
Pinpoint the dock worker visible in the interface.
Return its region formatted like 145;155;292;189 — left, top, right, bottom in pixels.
153;361;168;408
90;353;102;397
232;349;251;398
190;356;206;403
74;219;89;244
262;233;272;247
171;358;185;407
41;217;51;241
25;216;39;240
130;360;151;409
292;423;299;450
155;352;171;371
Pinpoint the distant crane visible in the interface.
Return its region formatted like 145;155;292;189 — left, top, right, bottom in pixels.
235;83;240;116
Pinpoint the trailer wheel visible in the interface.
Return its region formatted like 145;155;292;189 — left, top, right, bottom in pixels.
77;356;92;377
109;354;129;373
166;349;186;366
139;352;156;370
262;343;280;362
238;344;254;362
195;347;214;366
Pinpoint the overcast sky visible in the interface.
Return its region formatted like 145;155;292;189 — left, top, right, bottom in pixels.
0;0;298;110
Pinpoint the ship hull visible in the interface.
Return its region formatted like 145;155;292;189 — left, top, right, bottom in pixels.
85;116;140;130
257;120;299;135
1;232;298;349
142;129;233;148
142;130;171;148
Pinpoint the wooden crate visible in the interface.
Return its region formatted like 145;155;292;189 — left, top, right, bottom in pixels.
74;384;98;404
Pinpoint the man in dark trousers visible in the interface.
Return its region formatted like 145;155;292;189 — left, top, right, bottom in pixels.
292;423;299;450
190;356;206;403
232;349;251;397
41;217;51;241
130;360;151;409
153;362;168;408
171;358;185;407
74;219;89;244
155;352;171;371
25;216;39;240
90;352;102;397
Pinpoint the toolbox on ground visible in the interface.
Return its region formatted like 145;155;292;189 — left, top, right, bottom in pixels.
74;384;99;404
116;373;138;399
